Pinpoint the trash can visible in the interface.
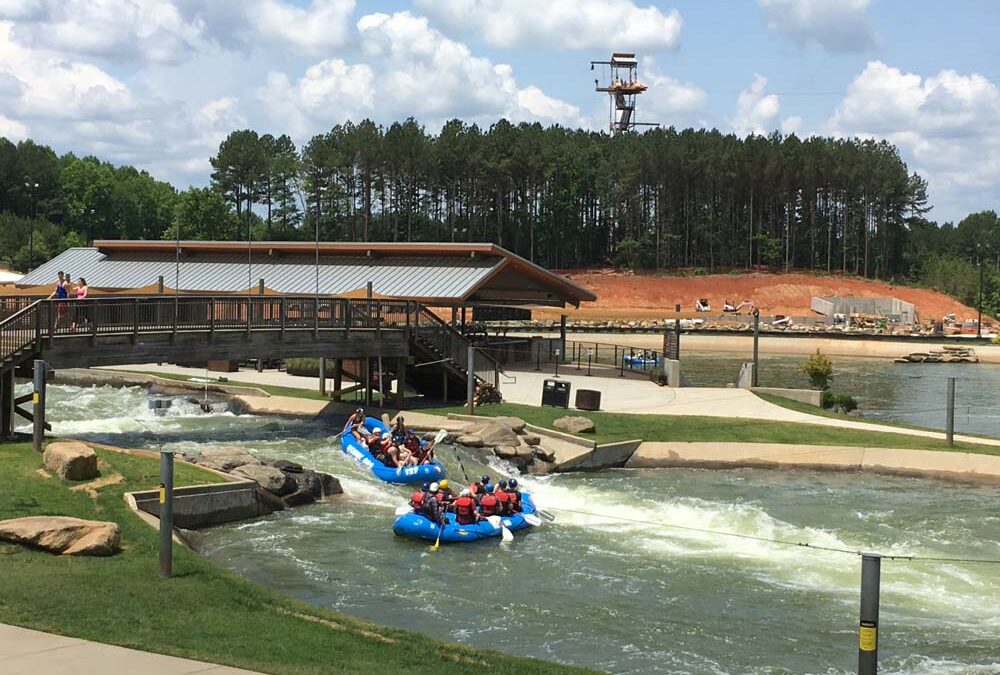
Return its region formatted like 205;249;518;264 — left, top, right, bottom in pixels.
575;389;601;411
541;378;571;408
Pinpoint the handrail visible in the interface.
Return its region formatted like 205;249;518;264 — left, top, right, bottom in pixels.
412;306;504;387
0;296;418;372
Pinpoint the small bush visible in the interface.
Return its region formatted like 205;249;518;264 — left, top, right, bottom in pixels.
801;349;833;390
821;389;837;409
822;390;859;414
285;358;321;377
649;366;667;385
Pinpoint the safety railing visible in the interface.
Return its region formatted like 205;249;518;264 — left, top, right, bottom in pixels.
0;296;419;369
477;337;663;377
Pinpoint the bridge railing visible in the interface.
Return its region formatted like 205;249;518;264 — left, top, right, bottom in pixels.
0;296;420;367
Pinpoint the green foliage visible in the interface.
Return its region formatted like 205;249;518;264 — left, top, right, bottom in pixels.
801;349;833;390
821;390;858;413
648;366;666;385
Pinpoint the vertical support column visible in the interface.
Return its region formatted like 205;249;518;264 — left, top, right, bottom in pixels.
319;358;327;395
332;358;343;402
946;377;955;446
397;357;407;409
559;314;567;363
752;309;760;388
466;344;475;415
377;355;384;408
0;369;14;439
159;450;174;579
32;360;46;453
451;306;458;327
442;369;449;401
364;358;372;406
858;553;881;675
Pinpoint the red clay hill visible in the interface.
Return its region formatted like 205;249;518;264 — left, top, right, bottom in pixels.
539;270;980;323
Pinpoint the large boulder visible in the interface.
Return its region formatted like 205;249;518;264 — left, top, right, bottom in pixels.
520;433;541;446
532;446;556;463
553;416;595;434
196;447;260;472
466;422;521;447
232;465;297;496
455;434;484;447
493;416;527;433
0;516;121;556
494;445;532;460
262;458;303;473
43;441;99;481
320;473;343;496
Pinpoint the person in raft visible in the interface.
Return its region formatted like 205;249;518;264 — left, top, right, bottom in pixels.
390;417;407;444
411;482;447;525
436;479;455;508
452;488;479;525
506;478;523;513
343;408;369;441
365;428;396;466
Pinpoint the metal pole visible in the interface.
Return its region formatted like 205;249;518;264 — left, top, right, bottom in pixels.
466;344;475;415
32;360;46;452
319;358;326;395
554;348;560;378
752;309;760;387
977;254;984;340
535;341;541;371
159;450;174;579
946;377;955;447
858;553;881;675
377;355;384;407
587;350;592;376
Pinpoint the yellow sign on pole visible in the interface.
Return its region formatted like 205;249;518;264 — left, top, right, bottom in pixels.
859;622;877;652
159;485;166;505
32;392;39;404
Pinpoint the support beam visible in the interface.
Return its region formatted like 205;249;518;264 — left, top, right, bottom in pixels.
332;358;343;402
0;369;14;439
397;357;407;409
466;345;475;415
559;314;567;363
364;358;372;406
319;357;327;395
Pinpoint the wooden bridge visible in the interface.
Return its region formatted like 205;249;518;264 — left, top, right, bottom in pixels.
0;295;503;440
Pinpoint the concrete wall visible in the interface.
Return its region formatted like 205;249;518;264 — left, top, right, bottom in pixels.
554;439;642;472
127;480;280;529
751;387;822;407
625;441;1000;484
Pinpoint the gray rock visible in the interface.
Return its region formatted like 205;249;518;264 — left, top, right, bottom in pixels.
320;473;343;496
0;516;120;556
196;447;260;472
520;433;541;446
288;471;324;499
494;445;532;459
231;465;296;496
527;457;555;476
476;422;521;447
553;416;595;434
493;416;527;433
283;490;316;507
43;441;99;481
262;458;303;473
456;434;484;447
531;446;556;462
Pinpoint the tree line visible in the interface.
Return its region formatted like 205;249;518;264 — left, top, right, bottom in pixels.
1;122;998;315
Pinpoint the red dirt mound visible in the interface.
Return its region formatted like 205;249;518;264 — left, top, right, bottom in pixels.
542;270;981;323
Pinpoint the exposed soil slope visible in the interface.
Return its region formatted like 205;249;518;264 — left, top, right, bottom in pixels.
544;270;980;322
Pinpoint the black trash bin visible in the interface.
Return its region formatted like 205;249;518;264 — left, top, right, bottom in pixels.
575;389;601;411
541;378;571;408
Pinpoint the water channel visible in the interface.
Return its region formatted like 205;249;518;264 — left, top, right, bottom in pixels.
32;381;1000;675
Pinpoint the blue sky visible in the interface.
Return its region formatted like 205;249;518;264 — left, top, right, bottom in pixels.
1;0;998;223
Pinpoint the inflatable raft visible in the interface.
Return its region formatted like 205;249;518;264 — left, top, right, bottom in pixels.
340;416;446;484
392;493;537;543
623;354;659;367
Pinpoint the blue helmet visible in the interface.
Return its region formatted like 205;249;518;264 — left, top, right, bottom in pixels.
509;478;518;489
499;480;508;489
484;483;494;493
421;482;430;492
481;474;490;485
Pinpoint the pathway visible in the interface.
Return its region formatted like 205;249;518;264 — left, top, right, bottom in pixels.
0;623;262;675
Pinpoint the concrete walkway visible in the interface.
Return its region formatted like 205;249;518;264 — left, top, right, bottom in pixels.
0;623;262;675
98;363;1000;448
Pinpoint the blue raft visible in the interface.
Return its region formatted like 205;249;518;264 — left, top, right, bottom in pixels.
340;416;446;485
392;493;537;543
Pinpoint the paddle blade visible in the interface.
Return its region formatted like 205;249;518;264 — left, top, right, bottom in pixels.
500;525;513;542
433;429;448;445
485;515;502;529
523;513;542;527
394;505;411;516
537;509;556;522
429;541;441;552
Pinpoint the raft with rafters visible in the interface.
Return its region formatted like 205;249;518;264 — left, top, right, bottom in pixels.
339;416;446;484
391;493;538;543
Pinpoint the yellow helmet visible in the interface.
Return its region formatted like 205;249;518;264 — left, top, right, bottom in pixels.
439;479;449;490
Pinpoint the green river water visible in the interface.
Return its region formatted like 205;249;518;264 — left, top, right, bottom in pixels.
27;379;1000;675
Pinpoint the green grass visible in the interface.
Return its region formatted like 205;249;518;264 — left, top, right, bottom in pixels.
0;442;594;675
427;402;1000;456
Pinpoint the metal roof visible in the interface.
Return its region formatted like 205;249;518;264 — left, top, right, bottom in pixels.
19;248;500;301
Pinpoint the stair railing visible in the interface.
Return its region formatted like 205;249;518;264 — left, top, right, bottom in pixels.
411;306;503;387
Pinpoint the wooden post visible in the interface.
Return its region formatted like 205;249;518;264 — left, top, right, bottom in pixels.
397;357;407;409
333;358;343;402
319;358;327;395
0;369;14;439
32;360;46;452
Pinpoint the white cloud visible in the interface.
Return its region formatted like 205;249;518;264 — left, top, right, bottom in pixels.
827;61;1000;219
260;11;586;133
415;0;682;51
730;74;798;136
0;113;27;140
759;0;875;53
247;0;355;56
633;57;708;129
0;0;205;64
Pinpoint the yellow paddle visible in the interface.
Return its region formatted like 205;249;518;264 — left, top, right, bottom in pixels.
429;521;443;551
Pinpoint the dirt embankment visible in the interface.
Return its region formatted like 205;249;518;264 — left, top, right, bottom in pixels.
542;270;982;322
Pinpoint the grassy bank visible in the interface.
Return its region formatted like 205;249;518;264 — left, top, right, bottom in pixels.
0;442;594;675
427;402;1000;455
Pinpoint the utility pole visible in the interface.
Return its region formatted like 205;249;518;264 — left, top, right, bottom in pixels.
977;249;984;340
752;309;760;387
24;180;38;270
946;377;955;446
159;450;174;578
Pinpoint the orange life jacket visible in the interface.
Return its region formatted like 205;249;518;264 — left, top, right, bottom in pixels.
508;490;522;512
479;493;499;516
495;489;511;514
454;496;476;524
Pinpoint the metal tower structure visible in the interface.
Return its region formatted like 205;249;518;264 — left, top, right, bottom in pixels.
590;52;658;134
